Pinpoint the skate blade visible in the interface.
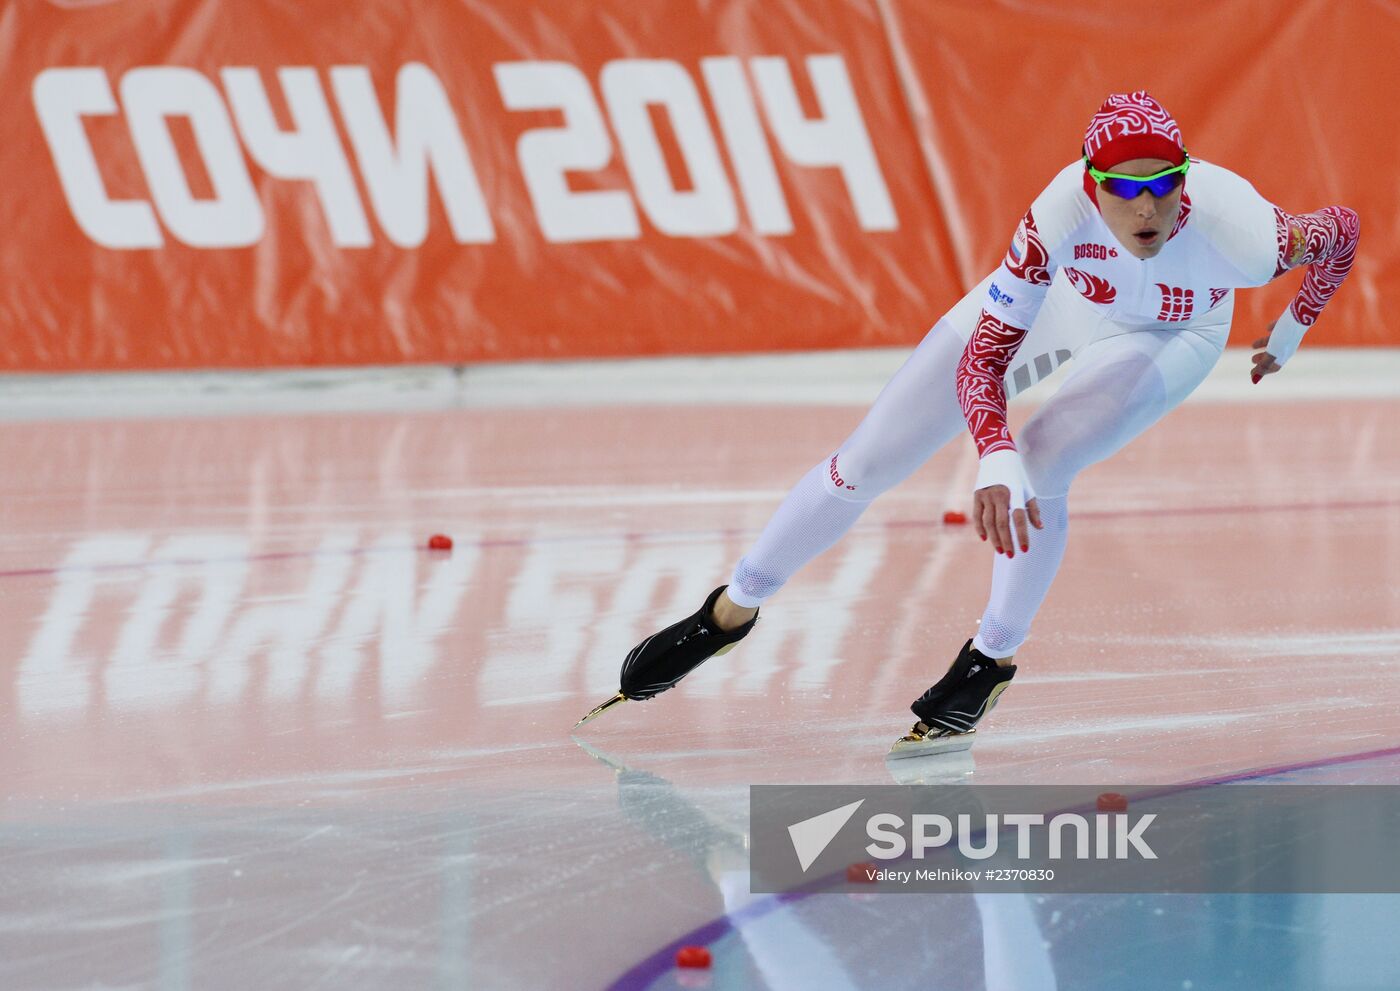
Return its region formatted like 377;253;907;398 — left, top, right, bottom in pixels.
573;692;628;729
886;726;976;759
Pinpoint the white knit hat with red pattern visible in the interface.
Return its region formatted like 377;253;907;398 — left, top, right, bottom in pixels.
1083;91;1186;170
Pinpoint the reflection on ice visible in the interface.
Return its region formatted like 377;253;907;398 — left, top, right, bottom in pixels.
19;532;476;716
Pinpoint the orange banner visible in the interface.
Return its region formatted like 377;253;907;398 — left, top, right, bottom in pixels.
2;0;954;370
0;0;1392;371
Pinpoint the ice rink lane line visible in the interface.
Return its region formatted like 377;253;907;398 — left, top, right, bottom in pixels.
603;742;1400;991
1;494;1396;583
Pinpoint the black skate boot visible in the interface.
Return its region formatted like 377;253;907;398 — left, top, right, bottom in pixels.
574;585;758;728
887;639;1016;759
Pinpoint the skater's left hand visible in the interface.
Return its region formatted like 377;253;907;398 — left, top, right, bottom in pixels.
972;448;1042;557
973;486;1042;559
1250;322;1282;384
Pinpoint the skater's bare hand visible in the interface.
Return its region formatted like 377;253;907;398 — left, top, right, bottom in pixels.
1250;322;1282;384
973;486;1042;558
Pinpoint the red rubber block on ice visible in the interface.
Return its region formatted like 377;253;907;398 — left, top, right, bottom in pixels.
676;945;712;969
1096;792;1129;813
846;862;878;883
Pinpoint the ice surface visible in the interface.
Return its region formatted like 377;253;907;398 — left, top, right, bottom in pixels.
1;350;1397;989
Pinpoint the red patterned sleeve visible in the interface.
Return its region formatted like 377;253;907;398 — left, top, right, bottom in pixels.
957;310;1028;457
957;207;1054;457
1004;210;1053;289
1273;206;1360;326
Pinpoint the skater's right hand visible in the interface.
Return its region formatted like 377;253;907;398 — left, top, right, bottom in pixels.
972;449;1042;557
974;486;1042;558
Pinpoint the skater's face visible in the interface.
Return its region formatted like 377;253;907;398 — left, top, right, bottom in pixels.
1094;157;1184;260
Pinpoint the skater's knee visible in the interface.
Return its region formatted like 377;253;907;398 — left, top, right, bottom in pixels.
821;451;887;502
1020;418;1078;497
1021;407;1123;497
1025;463;1073;500
1023;358;1170;496
1032;492;1070;528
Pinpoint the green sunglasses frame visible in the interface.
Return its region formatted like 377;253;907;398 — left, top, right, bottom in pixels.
1084;155;1191;188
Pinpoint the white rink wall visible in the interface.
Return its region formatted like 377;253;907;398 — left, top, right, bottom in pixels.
0;347;1396;421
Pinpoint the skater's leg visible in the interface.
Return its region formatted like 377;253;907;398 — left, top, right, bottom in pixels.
891;322;1227;750
719;459;867;619
972;324;1227;658
971;493;1069;658
580;321;974;723
724;321;969;614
